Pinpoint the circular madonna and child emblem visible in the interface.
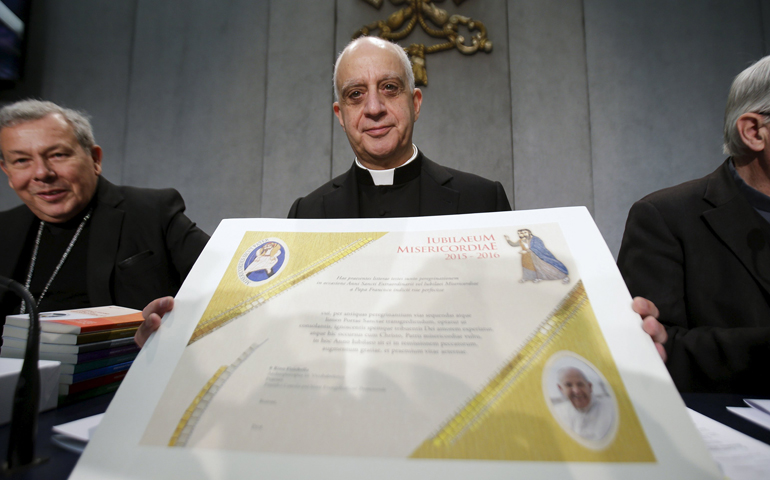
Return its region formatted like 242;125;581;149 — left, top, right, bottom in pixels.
237;238;289;286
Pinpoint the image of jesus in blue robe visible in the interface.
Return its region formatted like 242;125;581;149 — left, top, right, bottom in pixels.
505;229;570;284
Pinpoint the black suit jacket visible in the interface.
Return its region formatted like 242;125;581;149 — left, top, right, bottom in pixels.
0;177;209;320
617;159;770;394
287;154;511;218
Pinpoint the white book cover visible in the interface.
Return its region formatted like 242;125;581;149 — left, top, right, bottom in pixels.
70;210;721;479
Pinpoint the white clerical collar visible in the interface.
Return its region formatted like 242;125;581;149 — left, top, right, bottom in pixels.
355;145;418;186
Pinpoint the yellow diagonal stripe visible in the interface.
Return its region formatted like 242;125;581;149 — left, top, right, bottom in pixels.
169;365;227;447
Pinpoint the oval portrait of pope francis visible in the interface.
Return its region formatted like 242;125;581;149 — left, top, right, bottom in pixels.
542;351;619;449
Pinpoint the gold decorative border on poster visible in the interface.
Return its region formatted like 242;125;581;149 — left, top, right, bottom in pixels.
168;365;226;447
169;341;266;447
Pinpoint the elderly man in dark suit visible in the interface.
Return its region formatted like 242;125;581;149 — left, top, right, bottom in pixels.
618;56;770;395
288;36;510;219
0;100;209;333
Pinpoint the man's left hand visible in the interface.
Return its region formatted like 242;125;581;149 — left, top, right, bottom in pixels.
134;296;174;347
632;296;667;362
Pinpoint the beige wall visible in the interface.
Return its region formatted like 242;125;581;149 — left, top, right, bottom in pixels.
1;0;768;257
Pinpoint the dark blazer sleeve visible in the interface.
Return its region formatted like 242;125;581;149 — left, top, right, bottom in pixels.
162;189;210;279
618;200;687;325
287;197;302;219
618;197;770;394
493;181;512;212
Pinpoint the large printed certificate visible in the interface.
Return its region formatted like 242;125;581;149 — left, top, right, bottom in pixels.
71;208;721;479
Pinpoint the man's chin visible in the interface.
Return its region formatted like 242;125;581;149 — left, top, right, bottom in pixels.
30;204;81;223
360;145;411;168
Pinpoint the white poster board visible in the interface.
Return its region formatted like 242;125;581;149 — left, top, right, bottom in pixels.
70;208;721;479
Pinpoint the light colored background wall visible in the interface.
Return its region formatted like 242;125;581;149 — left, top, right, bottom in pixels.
1;0;769;258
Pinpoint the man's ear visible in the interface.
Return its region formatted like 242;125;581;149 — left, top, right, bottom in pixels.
333;102;344;128
736;113;769;153
1;164;12;190
91;145;103;175
412;88;422;121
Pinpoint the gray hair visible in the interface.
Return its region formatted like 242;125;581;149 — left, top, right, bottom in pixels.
723;56;770;157
0;99;96;161
333;37;415;102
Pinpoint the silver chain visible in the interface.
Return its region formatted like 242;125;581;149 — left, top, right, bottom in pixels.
20;207;94;314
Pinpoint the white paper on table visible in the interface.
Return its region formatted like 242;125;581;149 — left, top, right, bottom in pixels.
70;210;722;480
53;413;104;442
728;407;770;432
745;399;770;416
688;408;770;480
0;358;60;425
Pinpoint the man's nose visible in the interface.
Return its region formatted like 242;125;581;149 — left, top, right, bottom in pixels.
363;91;387;117
33;158;56;181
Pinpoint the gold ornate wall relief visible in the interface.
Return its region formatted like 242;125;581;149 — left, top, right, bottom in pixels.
354;0;492;86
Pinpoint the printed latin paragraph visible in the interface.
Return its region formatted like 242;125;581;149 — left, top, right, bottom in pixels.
300;311;492;356
317;275;479;293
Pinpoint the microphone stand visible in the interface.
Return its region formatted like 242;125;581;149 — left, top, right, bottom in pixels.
0;276;47;474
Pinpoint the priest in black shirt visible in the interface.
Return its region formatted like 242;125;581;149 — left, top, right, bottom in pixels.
0;100;209;344
287;36;511;219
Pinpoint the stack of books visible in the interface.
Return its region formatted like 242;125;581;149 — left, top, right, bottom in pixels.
1;306;142;404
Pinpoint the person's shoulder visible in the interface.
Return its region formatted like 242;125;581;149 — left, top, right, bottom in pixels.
113;182;182;201
636;176;708;206
420;155;511;213
422;156;501;189
0;203;32;221
634;161;726;209
100;177;185;209
288;168;352;218
624;182;706;234
0;204;35;251
296;171;349;200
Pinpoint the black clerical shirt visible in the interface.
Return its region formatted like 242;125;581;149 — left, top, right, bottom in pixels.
11;206;92;314
355;154;422;218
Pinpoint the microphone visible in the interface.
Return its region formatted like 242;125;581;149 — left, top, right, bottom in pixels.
0;275;47;474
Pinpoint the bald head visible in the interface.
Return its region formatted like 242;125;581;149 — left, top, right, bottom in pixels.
333;37;415;102
331;36;423;170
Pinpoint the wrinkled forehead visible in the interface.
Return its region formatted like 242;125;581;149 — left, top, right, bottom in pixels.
337;42;408;87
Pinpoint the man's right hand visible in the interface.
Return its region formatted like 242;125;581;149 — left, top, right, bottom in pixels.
134;296;174;347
